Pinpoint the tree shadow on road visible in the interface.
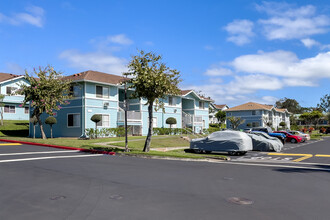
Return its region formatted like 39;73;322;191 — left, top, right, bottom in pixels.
274;165;330;173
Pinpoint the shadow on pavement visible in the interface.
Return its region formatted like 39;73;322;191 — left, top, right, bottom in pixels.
274;164;330;173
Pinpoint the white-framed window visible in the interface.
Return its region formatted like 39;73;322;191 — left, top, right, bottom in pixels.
24;107;29;114
6;86;18;95
169;97;175;106
199;101;204;109
4;105;15;113
68;113;80;127
96;85;109;98
96;114;110;127
70;85;80;97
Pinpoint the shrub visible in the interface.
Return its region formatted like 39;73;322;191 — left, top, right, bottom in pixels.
166;117;177;128
45;116;57;138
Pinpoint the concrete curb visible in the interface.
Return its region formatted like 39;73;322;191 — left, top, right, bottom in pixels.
0;139;116;155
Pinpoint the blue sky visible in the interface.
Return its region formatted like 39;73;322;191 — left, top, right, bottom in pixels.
0;0;329;108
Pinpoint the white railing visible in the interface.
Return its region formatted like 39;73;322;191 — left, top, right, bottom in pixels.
182;112;193;126
194;116;203;124
117;110;141;121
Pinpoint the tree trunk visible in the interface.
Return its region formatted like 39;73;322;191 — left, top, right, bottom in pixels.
143;102;153;152
33;125;35;139
0;107;3;126
50;126;53;138
95;124;97;139
36;113;46;139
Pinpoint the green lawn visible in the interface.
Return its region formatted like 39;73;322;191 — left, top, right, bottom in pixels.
0;120;29;137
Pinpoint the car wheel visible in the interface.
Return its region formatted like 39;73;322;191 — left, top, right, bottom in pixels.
239;151;247;156
290;139;297;143
194;149;203;154
228;151;236;156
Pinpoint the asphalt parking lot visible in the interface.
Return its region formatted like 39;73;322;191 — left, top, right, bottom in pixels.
1;138;330;219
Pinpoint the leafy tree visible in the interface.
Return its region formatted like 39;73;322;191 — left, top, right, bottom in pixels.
0;94;4;126
317;94;330;113
30;116;38;139
166;117;177;128
124;50;181;152
227;116;245;130
275;97;302;114
299;111;323;128
18;66;72;139
215;110;226;127
279;121;286;128
45;116;57;138
91;114;102;139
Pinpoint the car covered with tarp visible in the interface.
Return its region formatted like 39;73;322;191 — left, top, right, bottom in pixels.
248;131;283;152
190;130;253;155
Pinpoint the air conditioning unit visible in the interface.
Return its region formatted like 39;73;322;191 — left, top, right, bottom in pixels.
103;102;109;107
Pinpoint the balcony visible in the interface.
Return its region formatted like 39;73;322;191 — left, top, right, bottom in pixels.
117;110;141;122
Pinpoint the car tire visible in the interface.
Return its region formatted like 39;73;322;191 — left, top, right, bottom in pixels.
228;151;236;156
194;149;203;154
238;151;247;156
290;139;297;143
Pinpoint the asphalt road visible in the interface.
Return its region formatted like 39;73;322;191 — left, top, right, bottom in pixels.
0;139;330;220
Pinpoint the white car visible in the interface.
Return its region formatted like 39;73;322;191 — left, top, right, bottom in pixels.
288;131;310;142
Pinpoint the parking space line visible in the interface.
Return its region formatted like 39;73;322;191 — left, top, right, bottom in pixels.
268;153;313;162
0;150;80;156
0;154;102;163
0;143;22;146
315;154;330;157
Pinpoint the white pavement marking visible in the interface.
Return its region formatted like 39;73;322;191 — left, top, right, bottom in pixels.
0;150;80;156
0;154;103;163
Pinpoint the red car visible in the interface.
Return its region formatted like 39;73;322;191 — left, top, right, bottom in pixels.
274;131;303;143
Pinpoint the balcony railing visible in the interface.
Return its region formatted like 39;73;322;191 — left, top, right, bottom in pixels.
117;110;141;122
194;116;203;124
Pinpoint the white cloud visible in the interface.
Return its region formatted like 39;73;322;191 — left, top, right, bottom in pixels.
301;38;320;48
232;50;298;76
224;19;254;45
204;67;232;76
59;50;128;75
231;50;330;79
0;6;45;27
107;34;133;45
5;63;24;74
256;2;330;40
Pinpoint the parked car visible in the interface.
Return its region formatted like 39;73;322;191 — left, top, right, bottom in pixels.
274;131;303;143
243;128;252;133
251;127;286;144
190;130;253;155
248;131;283;152
287;130;310;142
327;127;330;134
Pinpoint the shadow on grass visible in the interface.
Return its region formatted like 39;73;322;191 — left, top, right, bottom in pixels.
88;146;125;153
274;164;330;173
0;130;29;137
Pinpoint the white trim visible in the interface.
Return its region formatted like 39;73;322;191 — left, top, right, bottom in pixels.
72;79;119;87
0;75;25;85
67;113;81;128
85;97;118;102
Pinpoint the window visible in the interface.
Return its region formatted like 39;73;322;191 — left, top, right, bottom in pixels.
252;122;260;127
96;114;110;127
6;87;17;95
24;107;29;114
96;85;109;98
148;117;158;128
252;110;256;115
68;114;80;127
70;85;80;97
169;97;175;106
199;101;204;109
4;105;15;113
